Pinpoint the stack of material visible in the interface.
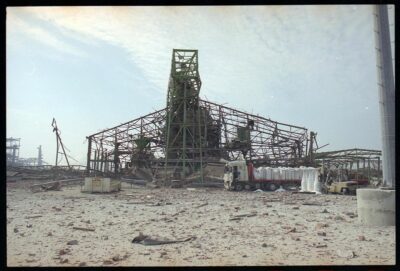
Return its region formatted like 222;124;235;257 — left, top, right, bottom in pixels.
253;167;303;181
300;167;321;194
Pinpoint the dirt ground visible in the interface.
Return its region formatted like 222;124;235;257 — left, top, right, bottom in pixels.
6;180;396;267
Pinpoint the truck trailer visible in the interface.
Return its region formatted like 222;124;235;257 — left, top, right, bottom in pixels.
223;160;303;191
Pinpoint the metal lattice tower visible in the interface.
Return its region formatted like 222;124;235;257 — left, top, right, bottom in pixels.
164;49;204;182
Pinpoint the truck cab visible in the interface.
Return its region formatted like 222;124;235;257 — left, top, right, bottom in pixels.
223;160;249;190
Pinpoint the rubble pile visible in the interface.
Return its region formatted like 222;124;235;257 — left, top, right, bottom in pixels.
7;166;85;182
7;166;86;192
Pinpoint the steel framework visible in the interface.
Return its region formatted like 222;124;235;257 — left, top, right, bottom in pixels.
86;101;311;174
315;148;383;184
6;137;21;166
86;49;313;180
315;148;382;180
315;148;382;167
164;49;204;180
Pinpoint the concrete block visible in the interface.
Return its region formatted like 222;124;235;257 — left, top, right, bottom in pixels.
83;177;121;193
357;188;395;226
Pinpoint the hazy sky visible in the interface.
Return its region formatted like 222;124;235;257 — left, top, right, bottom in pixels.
6;5;394;166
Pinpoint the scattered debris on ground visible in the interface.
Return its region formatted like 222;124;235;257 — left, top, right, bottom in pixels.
132;232;196;246
6;182;396;266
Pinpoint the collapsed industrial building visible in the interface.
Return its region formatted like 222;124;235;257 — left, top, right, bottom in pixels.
6;49;391;267
6;5;395;266
6;49;383;193
85;49;382;189
86;50;312;182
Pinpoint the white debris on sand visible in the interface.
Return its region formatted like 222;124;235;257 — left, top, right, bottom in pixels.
275;186;286;192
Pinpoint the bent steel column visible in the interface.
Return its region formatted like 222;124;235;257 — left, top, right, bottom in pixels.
86;136;92;174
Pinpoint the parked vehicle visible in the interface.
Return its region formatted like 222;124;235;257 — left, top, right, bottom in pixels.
223;160;302;191
327;179;369;195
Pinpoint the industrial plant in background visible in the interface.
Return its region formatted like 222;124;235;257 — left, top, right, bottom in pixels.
85;49;382;187
6;119;87;185
6;137;45;167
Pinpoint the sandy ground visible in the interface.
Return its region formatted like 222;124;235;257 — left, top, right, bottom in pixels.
6;180;395;267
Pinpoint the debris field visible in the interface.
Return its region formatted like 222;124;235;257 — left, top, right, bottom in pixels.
6;181;395;266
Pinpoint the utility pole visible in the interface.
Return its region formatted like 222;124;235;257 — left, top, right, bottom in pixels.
374;5;395;188
52;118;71;169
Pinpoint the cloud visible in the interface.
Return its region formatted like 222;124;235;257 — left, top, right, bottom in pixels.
14;7;174;93
7;5;379;99
7;6;384;157
7;9;87;58
9;6;298;97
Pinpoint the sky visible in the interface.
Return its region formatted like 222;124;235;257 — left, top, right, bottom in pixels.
6;5;395;166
